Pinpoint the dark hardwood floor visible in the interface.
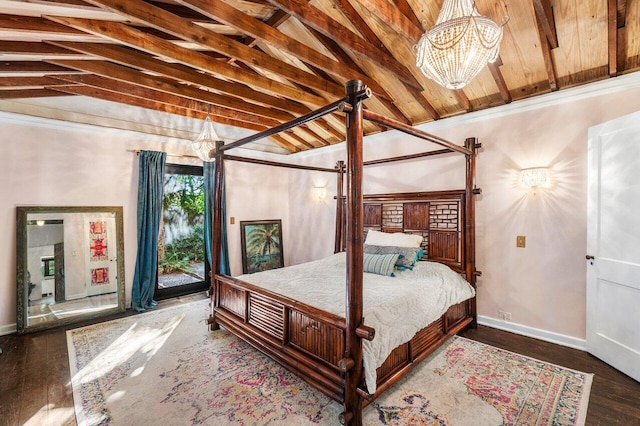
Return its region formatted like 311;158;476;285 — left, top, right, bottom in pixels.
1;295;638;425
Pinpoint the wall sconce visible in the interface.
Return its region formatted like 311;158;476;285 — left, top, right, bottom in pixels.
312;186;327;201
520;167;551;189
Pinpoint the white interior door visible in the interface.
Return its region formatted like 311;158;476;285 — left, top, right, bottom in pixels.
587;111;640;382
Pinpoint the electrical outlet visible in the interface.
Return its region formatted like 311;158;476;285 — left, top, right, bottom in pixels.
516;235;526;248
498;310;512;321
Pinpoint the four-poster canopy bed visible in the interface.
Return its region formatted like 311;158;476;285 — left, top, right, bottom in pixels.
209;80;480;425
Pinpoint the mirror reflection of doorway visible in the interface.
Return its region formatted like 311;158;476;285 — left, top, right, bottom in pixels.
24;213;120;328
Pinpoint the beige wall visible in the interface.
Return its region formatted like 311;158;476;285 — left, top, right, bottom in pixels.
284;74;640;342
0;114;289;331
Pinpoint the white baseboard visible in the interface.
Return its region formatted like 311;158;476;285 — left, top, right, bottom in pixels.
0;323;17;336
477;315;587;351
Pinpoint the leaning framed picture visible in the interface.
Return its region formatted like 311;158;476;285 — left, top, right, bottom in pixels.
240;219;284;274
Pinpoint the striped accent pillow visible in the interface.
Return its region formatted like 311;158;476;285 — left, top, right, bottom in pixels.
364;244;423;269
363;253;400;277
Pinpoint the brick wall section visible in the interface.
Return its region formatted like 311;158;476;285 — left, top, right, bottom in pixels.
381;203;403;228
430;202;459;230
362;200;459;260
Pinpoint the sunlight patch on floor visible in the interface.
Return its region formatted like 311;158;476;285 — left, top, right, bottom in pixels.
24;404;75;426
71;313;185;386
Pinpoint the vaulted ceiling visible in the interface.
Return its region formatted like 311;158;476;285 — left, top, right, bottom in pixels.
0;0;638;153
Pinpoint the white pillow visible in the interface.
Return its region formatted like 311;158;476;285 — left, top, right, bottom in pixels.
364;229;423;248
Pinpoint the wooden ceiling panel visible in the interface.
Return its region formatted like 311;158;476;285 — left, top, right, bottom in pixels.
552;0;609;82
0;0;638;153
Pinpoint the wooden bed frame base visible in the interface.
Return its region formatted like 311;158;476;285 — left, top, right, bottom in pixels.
209;80;479;425
210;275;473;407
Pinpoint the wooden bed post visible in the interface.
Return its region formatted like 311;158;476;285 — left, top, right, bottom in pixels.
334;160;345;254
464;137;478;327
209;140;225;331
342;80;365;426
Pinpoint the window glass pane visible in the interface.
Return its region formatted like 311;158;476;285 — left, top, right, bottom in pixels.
158;170;206;290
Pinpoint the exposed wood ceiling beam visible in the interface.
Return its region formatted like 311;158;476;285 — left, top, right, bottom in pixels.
223;9;345;143
0;61;83;74
53;84;273;131
226;8;291;63
50;73;281;128
146;1;219;23
616;0;627;27
82;0;344;98
44;16;329;107
608;0;628;76
26;0;102;11
173;0;391;99
307;27;410;124
353;0;418;42
532;0;559;49
265;0;422;90
321;0;440;120
0;41;78;56
47;41;310;116
0;76;70;88
233;60;331;146
608;0;618;76
392;0;422;29
29;0;221;23
0;87;77;99
46;59;296;121
284;131;316;149
271;134;301;152
0;14;84;35
615;0;628;74
330;0;386;48
488;56;512;103
533;13;558;91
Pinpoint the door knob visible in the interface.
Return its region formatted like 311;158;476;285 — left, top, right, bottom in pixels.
586;255;595;260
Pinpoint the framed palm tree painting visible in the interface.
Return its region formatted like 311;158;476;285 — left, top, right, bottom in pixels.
240;220;284;274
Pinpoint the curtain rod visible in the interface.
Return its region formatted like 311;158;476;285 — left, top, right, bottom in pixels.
129;149;199;160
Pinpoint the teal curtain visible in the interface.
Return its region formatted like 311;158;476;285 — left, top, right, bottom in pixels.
204;161;230;275
131;150;166;312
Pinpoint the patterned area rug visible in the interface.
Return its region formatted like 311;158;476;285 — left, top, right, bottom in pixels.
67;299;592;425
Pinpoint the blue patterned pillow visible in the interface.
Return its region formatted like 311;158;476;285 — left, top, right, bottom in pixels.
364;245;422;270
363;253;400;277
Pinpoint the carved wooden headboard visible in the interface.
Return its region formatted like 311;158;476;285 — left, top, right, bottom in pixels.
337;191;466;272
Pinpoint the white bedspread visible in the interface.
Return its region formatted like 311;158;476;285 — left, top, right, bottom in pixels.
237;252;475;394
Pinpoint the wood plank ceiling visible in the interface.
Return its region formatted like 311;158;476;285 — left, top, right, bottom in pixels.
0;0;638;153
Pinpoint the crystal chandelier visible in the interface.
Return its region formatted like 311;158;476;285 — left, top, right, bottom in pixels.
415;0;504;90
191;112;221;162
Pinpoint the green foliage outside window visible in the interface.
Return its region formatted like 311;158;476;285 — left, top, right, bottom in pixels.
159;173;205;274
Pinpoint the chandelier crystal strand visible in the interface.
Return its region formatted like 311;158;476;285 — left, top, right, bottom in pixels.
415;0;504;90
191;113;220;162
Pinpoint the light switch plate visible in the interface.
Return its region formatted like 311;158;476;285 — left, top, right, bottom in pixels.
516;235;526;248
230;217;235;225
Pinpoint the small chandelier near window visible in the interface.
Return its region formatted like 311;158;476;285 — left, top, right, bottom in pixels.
192;110;222;162
415;0;505;90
